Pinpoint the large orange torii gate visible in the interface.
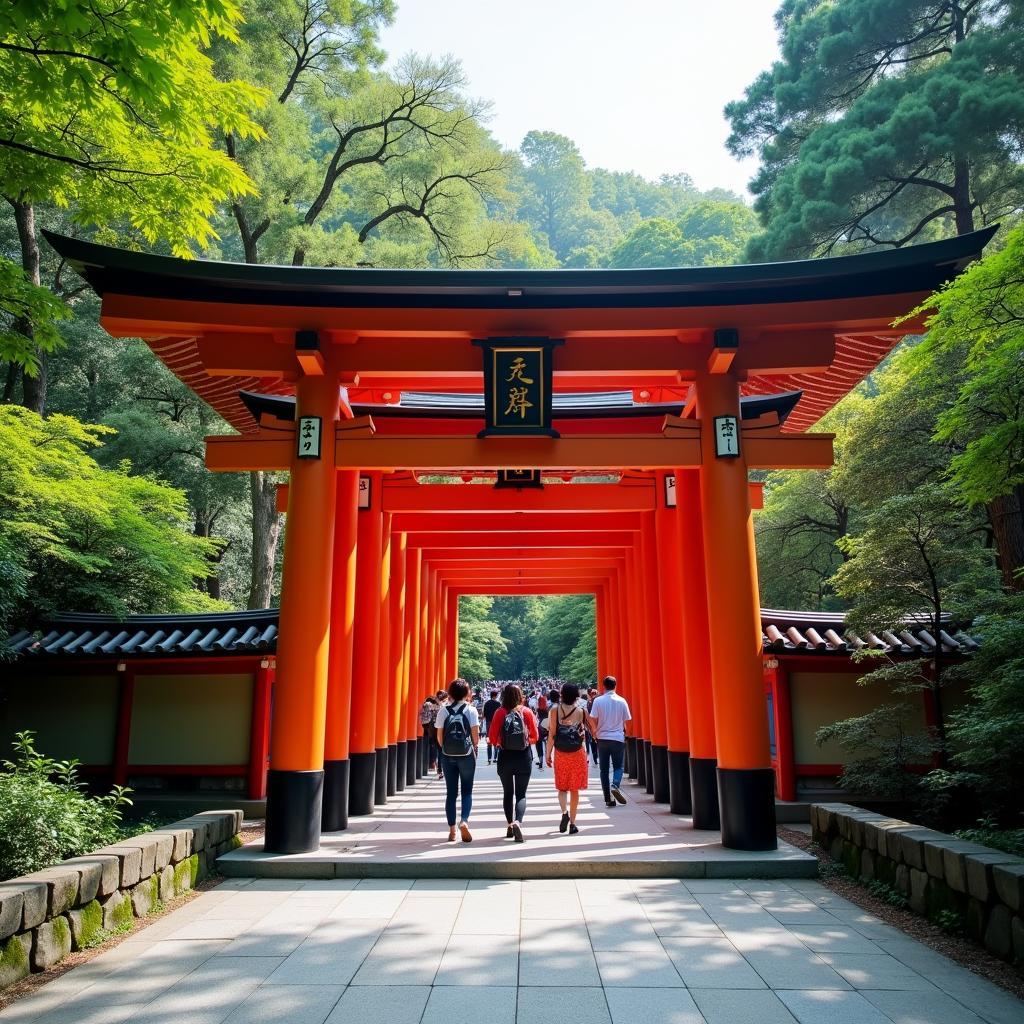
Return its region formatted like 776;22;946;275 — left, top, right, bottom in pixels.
45;227;994;855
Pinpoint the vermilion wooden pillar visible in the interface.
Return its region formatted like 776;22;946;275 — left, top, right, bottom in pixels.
389;530;407;793
446;589;459;681
655;474;692;815
248;660;273;801
595;584;608;681
696;372;776;850
406;546;424;777
323;470;359;831
677;467;720;829
641;512;670;802
625;547;648;787
769;663;797;801
375;513;392;805
349;470;383;816
265;367;339;854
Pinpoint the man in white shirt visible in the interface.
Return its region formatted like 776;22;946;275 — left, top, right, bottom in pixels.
587;676;632;808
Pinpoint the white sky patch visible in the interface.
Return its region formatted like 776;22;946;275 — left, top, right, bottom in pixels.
381;0;781;197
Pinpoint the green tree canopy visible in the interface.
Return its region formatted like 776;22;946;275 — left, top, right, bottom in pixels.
0;406;224;650
727;0;1024;258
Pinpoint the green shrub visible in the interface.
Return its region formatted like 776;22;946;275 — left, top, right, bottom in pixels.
866;879;909;910
0;731;132;881
953;822;1024;857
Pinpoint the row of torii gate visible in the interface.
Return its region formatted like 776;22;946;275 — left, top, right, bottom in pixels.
47;226;993;856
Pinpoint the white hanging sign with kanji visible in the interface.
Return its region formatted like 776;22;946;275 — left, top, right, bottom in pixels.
358;475;372;509
665;474;676;508
713;415;740;458
297;416;322;459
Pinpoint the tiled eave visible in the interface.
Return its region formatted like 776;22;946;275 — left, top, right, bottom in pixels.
5;608;978;662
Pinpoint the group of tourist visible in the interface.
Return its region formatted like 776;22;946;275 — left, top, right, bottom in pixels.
419;676;631;843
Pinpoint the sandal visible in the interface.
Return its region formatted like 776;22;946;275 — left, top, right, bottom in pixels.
447;826;457;842
459;821;473;843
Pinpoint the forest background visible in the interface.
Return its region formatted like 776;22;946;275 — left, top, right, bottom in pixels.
1;1;1023;824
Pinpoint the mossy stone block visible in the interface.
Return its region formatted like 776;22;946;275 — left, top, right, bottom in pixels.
64;855;120;899
0;933;30;990
0;888;24;942
874;856;896;887
158;865;175;903
173;859;192;897
841;841;861;878
68;900;103;951
984;904;1013;960
925;879;965;923
188;854;200;887
95;845;142;888
19;869;78;918
909;868;928;914
993;862;1024;912
100;891;133;933
32;916;71;971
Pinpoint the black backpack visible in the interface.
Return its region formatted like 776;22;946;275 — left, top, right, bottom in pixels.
502;708;528;751
441;702;473;757
553;706;584;753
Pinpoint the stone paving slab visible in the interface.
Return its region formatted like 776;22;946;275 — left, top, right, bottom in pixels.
1;876;1022;1024
221;755;816;880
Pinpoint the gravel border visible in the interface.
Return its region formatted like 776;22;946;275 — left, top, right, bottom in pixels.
778;824;1024;1000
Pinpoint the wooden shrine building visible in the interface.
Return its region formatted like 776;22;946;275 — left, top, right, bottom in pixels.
43;228;995;855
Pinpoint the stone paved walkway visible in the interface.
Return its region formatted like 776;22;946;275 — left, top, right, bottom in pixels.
222;754;815;878
2;876;1022;1024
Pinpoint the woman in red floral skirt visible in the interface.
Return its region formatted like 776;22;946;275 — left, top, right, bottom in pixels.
546;682;590;834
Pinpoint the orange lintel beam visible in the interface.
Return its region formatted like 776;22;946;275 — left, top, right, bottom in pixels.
335;434;702;472
393;512;640;533
432;561;622;574
438;570;616;582
381;480;656;513
743;432;835;470
206;432;292;472
190;331;838;380
102;291;932;338
403;532;634;548
453;585;599;595
421;551;627;564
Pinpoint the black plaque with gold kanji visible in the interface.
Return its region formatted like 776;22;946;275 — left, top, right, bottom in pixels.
474;337;563;437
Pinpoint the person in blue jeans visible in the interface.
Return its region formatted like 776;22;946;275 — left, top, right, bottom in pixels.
435;678;480;842
587;675;632;808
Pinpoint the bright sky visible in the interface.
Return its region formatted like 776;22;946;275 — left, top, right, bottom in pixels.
380;0;781;199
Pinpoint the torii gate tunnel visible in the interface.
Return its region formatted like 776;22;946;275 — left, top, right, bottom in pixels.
48;228;994;854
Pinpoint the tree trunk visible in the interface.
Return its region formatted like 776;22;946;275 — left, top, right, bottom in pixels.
248;470;282;609
85;364;100;422
10;199;46;414
2;362;19;402
951;154;974;235
988;487;1024;591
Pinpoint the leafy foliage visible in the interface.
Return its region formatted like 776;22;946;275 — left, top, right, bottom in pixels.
0;730;132;881
727;0;1024;258
457;595;508;682
0;405;225;642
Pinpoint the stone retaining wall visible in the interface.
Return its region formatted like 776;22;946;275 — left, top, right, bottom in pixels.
812;802;1024;963
0;810;242;990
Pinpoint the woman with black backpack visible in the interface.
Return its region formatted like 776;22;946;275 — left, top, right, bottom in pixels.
547;682;589;835
434;679;480;843
487;683;539;843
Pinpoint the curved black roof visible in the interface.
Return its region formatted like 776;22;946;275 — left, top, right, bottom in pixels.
43;228;997;310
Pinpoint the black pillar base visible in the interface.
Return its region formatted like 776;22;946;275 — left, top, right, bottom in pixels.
624;736;636;778
718;767;777;850
348;751;376;816
374;747;388;805
635;739;647;786
644;740;655;795
321;759;350;832
386;743;399;796
651;744;670;803
418;734;427;777
689;756;720;830
395;741;407;792
265;769;323;854
410;738;421;784
668;750;692;815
